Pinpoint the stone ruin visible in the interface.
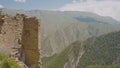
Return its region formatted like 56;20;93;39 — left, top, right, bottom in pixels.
0;14;41;68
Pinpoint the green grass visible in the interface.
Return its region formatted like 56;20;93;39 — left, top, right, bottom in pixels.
0;53;21;68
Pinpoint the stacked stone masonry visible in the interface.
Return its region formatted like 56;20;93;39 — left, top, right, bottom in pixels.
0;14;41;68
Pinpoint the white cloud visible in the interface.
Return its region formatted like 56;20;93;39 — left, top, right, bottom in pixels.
72;0;77;3
0;4;3;8
58;0;120;21
14;0;26;3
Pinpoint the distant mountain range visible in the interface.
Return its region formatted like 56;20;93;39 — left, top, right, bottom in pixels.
2;8;120;58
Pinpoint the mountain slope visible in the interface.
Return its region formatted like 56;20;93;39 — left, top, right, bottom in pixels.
42;31;120;68
78;31;120;68
43;41;83;68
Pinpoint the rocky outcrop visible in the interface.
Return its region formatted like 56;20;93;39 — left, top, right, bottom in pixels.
0;14;41;68
63;42;85;68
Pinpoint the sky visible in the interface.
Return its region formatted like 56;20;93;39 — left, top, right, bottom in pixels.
0;0;120;21
0;0;73;10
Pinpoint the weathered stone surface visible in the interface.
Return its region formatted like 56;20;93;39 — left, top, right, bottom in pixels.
0;14;24;54
22;17;40;68
0;14;41;68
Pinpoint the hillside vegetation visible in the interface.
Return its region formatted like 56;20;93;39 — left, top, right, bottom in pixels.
42;31;120;68
78;31;120;68
43;41;82;68
0;53;20;68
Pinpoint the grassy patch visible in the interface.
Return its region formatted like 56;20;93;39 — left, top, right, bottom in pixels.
0;53;20;68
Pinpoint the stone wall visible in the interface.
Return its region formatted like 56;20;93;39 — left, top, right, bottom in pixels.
0;14;41;68
22;17;40;68
0;14;24;54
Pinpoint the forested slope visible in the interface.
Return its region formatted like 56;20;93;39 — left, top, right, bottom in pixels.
42;31;120;68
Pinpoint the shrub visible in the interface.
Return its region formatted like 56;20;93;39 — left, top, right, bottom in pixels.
0;53;21;68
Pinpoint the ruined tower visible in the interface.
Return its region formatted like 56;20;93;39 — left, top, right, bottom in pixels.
0;14;41;68
22;17;41;68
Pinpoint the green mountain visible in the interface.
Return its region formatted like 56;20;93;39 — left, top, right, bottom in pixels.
2;9;120;57
42;31;120;68
77;31;120;68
